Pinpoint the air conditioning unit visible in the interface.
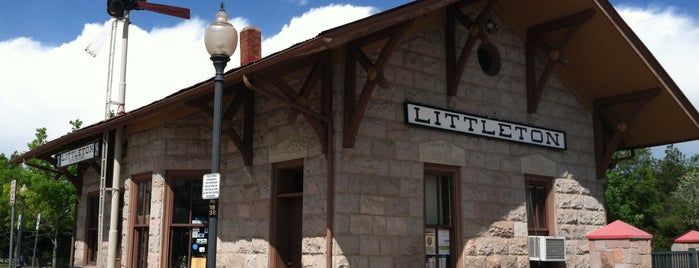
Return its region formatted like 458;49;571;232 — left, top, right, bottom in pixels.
528;236;566;262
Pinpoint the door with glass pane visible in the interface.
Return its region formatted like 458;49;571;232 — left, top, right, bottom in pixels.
167;173;208;268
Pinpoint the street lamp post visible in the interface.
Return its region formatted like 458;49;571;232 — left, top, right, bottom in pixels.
8;179;17;268
15;184;28;268
203;3;237;268
32;213;40;268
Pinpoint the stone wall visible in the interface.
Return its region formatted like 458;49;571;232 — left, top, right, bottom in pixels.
588;239;652;268
332;10;604;268
76;7;606;268
672;243;699;251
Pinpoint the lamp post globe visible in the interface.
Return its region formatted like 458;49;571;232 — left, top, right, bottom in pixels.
204;3;237;268
204;3;238;58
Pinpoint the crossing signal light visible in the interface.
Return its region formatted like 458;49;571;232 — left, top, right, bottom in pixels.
107;0;137;18
106;0;190;19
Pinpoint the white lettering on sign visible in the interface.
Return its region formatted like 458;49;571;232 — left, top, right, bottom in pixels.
56;141;100;168
202;173;221;200
405;102;566;150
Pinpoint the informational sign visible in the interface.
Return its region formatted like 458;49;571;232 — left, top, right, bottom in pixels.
9;179;16;206
405;102;566;150
55;140;101;168
202;173;220;200
438;229;450;255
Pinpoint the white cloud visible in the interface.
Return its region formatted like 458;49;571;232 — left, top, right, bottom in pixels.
0;5;374;156
2;4;696;158
617;6;699;157
0;18;219;156
262;4;377;56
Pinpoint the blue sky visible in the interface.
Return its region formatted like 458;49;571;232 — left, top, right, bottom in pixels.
0;1;411;45
1;0;698;158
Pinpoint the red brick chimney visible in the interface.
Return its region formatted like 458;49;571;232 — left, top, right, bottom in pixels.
240;26;261;66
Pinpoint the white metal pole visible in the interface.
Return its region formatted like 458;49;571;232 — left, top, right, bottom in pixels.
96;19;118;268
32;213;40;267
106;9;129;268
8;179;16;267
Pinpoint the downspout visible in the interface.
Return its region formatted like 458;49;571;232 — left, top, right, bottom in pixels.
325;131;334;268
324;58;334;268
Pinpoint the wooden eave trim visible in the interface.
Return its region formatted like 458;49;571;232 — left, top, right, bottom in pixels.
446;0;499;97
185;84;255;166
242;53;333;152
525;9;595;113
343;20;413;148
593;88;660;179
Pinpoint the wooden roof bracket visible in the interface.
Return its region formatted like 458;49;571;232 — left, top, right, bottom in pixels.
249;55;333;152
22;158;84;194
243;54;333;152
593;88;660;179
225;87;255;165
343;20;413;148
446;0;499;97
187;85;255;165
526;9;595;113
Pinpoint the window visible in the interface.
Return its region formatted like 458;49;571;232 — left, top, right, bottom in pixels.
85;193;99;264
164;171;208;268
525;176;554;236
476;42;501;76
424;164;462;268
130;174;151;268
270;159;304;268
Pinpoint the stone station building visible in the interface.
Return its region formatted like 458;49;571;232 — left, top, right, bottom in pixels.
12;0;699;267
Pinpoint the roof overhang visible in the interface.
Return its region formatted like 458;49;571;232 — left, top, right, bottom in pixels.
12;0;699;165
496;0;699;149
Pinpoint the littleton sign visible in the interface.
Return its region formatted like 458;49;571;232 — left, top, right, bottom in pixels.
55;140;101;168
405;102;566;150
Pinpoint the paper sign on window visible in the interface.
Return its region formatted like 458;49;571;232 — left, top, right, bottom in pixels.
438;229;450;255
425;228;436;255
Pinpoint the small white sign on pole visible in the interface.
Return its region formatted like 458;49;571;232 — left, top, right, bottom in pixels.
10;179;16;206
202;173;221;200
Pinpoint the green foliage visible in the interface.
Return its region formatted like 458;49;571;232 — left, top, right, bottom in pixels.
69;119;83;132
1;127;76;266
673;170;699;228
605;145;699;250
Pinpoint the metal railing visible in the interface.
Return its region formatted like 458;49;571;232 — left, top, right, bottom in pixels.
652;248;698;268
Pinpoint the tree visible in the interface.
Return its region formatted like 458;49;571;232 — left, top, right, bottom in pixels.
673;170;699;228
605;149;663;228
0;154;28;260
69;119;83;132
26;173;75;268
605;145;699;250
1;127;76;267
